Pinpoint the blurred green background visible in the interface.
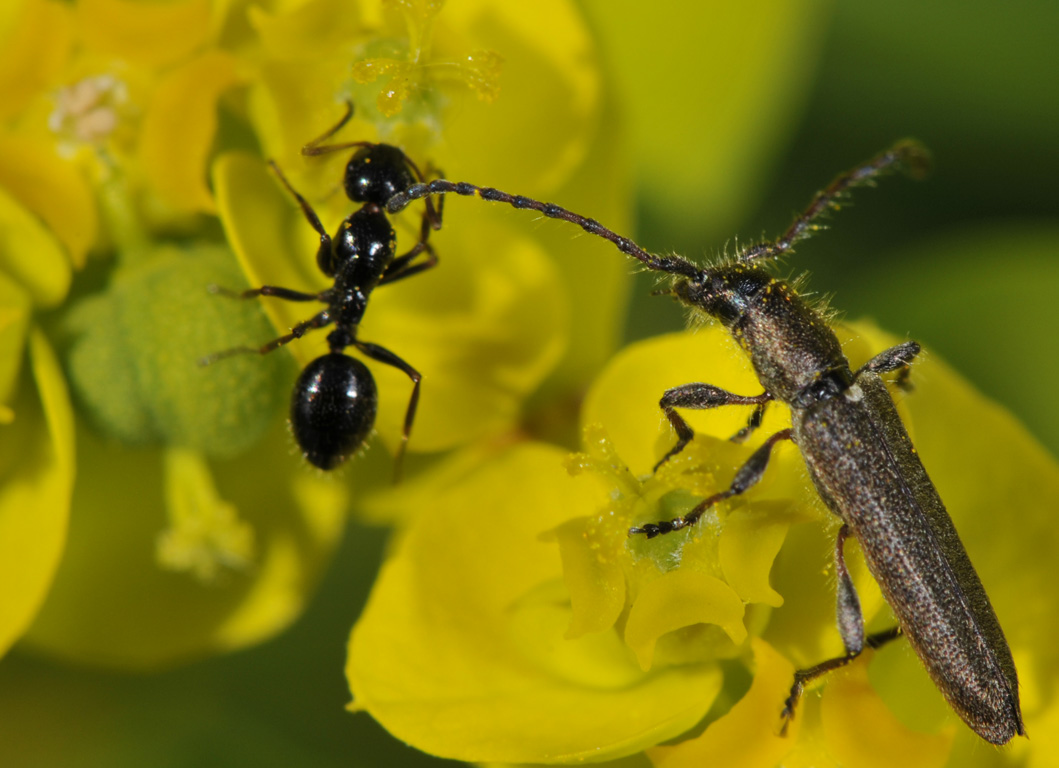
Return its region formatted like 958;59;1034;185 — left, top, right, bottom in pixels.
2;2;1057;765
617;1;1059;458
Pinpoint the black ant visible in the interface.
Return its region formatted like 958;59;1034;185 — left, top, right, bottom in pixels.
202;102;443;472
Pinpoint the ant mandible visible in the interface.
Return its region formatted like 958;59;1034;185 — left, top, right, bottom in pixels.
203;101;443;472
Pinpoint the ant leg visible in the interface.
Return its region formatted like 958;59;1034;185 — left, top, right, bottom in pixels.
199;309;332;366
208;284;322;302
654;384;773;471
428;181;444;229
268;161;333;271
741;141;931;264
380;211;439;285
379;243;438;285
304;100;352;150
402;158;444;231
778;525;904;735
353;340;421;482
855;340;920;392
299;101;444;228
300;100;375;158
381;160;449;283
633;428;792;537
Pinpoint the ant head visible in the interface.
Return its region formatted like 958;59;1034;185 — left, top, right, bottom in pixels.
344;144;417;206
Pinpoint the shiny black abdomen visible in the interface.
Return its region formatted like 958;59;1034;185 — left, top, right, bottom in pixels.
290;354;378;470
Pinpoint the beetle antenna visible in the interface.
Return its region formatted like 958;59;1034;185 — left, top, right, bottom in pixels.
387;180;700;279
740;140;931;264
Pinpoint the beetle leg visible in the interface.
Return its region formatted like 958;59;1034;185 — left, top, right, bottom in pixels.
856;340;921;391
731;401;770;444
633;428;792;537
834;524;866;655
779;525;904;735
654;384;773;471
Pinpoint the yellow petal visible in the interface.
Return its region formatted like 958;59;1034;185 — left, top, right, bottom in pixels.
624;568;747;671
138;50;241;213
250;0;369;60
0;327;75;657
213;150;321;364
438;0;601;194
0;270;31;408
0;135;97;269
0;182;72;307
719;504;790;608
0;0;72;122
363;208;567;452
548;515;626;638
348;442;721;763
821;657;955;768
649;639;797;768
247;60;364;182
23;417;346;668
520;91;635;396
78;0;211;69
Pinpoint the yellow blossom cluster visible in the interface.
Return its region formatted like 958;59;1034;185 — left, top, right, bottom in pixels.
0;1;1055;767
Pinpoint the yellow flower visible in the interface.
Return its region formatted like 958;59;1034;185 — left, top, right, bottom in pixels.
0;0;620;668
348;323;1059;766
233;0;621;440
0;0;342;668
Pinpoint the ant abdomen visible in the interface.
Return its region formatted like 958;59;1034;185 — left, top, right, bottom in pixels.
290;353;378;470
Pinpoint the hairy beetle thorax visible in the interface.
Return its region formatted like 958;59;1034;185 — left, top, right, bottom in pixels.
679;264;851;404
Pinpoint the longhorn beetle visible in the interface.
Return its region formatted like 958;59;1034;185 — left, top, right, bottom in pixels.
203;102;442;472
386;141;1024;744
